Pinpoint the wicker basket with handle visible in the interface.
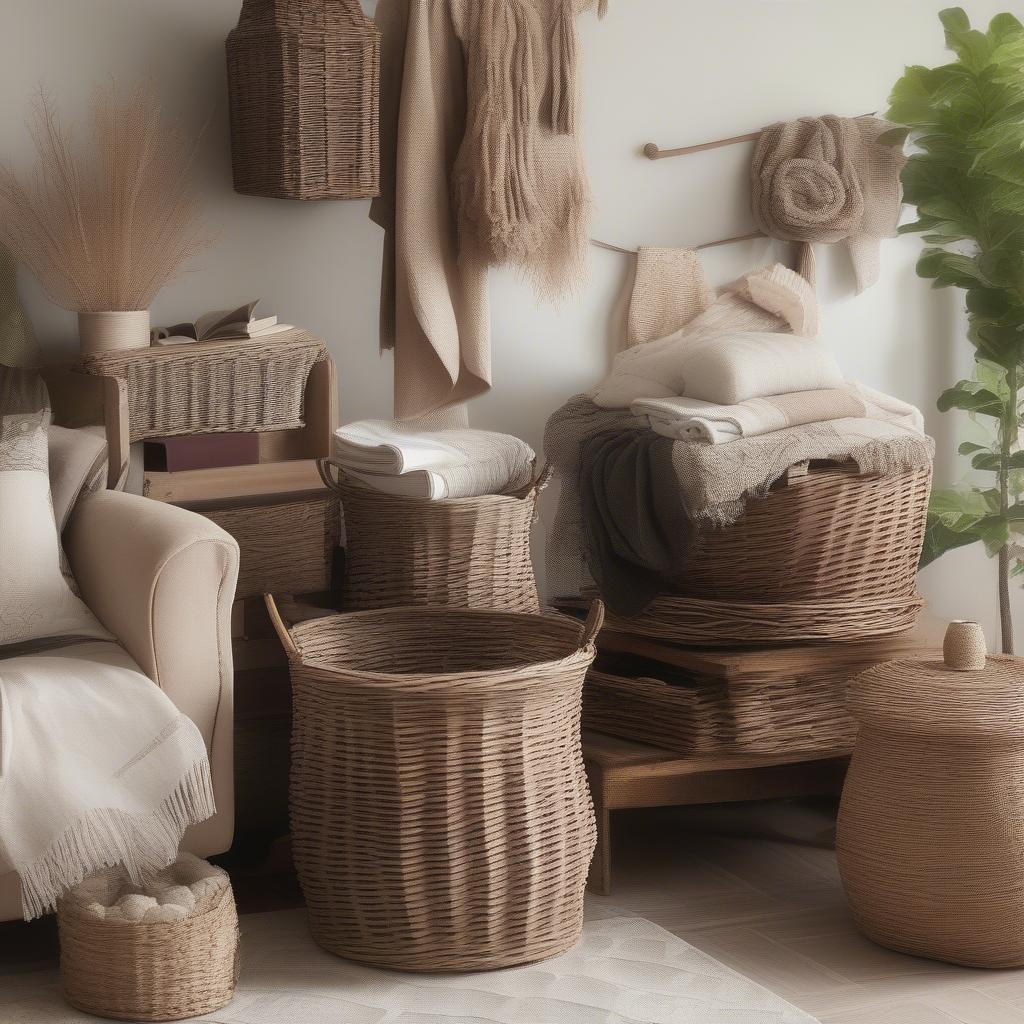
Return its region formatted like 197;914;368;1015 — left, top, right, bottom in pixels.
319;460;545;613
226;0;380;200
266;594;603;972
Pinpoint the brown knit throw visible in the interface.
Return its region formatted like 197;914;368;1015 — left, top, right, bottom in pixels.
751;115;906;293
452;0;605;299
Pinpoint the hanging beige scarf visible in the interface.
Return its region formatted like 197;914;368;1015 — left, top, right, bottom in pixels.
451;0;605;299
750;115;906;293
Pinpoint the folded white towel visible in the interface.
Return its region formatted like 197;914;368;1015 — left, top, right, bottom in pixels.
592;330;844;409
633;387;868;444
332;420;535;500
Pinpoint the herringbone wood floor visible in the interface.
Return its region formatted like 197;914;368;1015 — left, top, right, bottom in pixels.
3;800;1024;1022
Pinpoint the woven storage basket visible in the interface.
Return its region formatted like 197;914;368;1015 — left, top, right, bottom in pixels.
320;461;544;613
226;0;380;200
606;461;932;645
58;856;238;1022
837;644;1024;968
584;660;855;757
191;489;340;599
266;595;603;972
81;329;326;442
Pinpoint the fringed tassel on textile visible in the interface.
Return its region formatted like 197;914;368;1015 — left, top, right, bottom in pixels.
18;759;216;920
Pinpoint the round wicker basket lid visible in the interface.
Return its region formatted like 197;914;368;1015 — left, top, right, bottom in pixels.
849;622;1024;741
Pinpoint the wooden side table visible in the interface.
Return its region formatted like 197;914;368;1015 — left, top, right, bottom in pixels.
583;732;848;895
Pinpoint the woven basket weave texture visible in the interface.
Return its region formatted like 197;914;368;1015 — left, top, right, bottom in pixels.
81;329;327;442
196;491;340;599
226;0;380;200
322;462;542;613
609;462;932;645
59;885;238;1021
271;599;602;972
837;654;1024;968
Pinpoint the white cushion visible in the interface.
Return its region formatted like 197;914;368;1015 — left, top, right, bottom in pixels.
0;367;109;649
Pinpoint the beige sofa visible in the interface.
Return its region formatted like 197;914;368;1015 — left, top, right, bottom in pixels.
0;489;239;921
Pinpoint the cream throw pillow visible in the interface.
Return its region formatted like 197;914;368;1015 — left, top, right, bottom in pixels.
0;366;109;648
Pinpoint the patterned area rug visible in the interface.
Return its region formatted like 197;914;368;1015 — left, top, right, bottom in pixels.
2;910;820;1023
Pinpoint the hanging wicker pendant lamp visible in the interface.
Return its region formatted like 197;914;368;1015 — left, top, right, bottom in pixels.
226;0;380;200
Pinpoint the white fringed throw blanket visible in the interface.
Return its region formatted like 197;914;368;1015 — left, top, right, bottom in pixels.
0;642;215;920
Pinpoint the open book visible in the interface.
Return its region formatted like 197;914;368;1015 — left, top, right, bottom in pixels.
152;300;292;345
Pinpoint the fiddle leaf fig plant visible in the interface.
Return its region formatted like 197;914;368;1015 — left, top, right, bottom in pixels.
888;7;1024;653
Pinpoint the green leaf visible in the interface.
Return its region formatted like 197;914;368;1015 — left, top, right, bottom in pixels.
972;451;1002;470
917;249;992;288
937;381;1004;416
929;487;995;530
920;516;979;567
959;441;988;454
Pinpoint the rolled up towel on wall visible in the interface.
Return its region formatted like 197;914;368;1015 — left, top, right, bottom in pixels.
750;115;906;293
633;387;867;444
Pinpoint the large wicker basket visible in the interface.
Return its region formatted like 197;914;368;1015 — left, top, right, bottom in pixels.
58;856;238;1022
266;595;602;972
320;461;544;613
838;647;1024;968
226;0;380;200
607;461;932;645
81;330;327;442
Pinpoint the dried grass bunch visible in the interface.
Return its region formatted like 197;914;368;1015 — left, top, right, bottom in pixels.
0;84;210;313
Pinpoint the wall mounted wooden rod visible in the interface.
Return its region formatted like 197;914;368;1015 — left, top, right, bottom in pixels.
591;230;766;257
643;111;877;161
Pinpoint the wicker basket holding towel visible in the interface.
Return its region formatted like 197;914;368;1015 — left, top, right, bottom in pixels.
320;460;544;613
266;595;602;972
58;854;238;1022
607;460;932;645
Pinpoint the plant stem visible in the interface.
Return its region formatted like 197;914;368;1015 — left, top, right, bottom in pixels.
999;363;1018;655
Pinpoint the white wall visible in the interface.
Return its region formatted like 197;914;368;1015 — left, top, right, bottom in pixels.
1;0;1015;647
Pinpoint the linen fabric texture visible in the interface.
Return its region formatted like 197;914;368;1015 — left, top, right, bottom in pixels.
751;115;907;293
0;366;109;649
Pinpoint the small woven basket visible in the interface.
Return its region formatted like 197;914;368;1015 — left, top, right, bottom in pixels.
226;0;380;200
192;489;340;599
58;858;239;1022
838;635;1024;968
609;461;932;645
320;461;545;613
266;595;602;972
81;329;327;442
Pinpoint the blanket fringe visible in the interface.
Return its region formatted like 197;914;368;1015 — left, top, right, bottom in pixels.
18;759;216;920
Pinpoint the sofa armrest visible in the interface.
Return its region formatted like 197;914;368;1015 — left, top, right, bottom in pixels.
65;490;240;853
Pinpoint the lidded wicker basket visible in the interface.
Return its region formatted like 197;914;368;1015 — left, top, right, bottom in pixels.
226;0;380;200
837;628;1024;968
320;460;544;613
266;595;603;972
606;460;932;645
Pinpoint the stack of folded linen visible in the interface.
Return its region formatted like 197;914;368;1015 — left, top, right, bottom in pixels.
332;419;536;500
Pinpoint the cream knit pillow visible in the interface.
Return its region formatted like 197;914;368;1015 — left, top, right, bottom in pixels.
0;366;109;649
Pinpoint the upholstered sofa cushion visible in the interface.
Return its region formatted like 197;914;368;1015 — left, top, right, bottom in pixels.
0;366;108;649
48;424;108;533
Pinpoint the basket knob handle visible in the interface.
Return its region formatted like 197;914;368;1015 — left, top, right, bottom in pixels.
581;600;605;648
264;593;300;660
317;457;342;493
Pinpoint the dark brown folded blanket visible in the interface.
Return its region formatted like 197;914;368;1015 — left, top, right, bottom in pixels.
579;429;691;617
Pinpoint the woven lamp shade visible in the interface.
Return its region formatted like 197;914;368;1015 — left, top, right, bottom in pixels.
837;628;1024;968
226;0;380;200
